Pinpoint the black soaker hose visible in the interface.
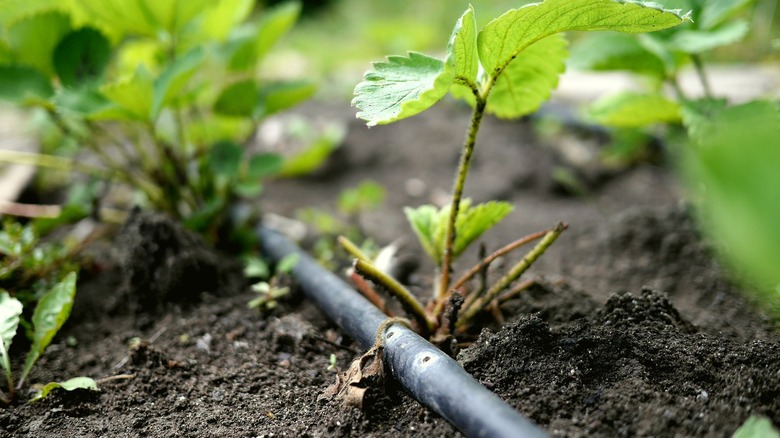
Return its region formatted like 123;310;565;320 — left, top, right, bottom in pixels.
258;226;548;438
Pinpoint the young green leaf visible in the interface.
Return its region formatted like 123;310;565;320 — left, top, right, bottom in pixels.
278;127;344;177
485;34;568;119
228;1;302;71
257;80;318;118
276;253;299;274
247;153;284;179
98;66;154;121
152;46;205;118
0;0;63;28
568;32;666;78
452;200;513;259
209;141;244;178
733;415;780;438
214;80;258;117
29;376;98;403
192;0;254;43
4;11;71;77
477;0;689;81
0;291;23;380
404;205;441;264
70;0;210;39
353;6;477;126
666;20;749;54
0;66;54;103
699;0;752;30
20;271;77;386
53;27;111;87
588;92;681;127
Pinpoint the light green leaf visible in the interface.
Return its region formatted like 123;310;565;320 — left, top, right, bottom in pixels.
682;100;780;316
700;0;752;30
404;205;441;263
246;153;284;179
453;200;514;258
485;34;568;119
5;11;71;76
193;0;254;42
53;27;111;87
30;376;98;403
257;80;317;118
209;141;244;178
667;20;749;54
733;415;780;438
353;52;452;127
0;65;53;103
214;80;258;118
152;47;205;118
588;92;680;127
276;253;299;274
353;6;477;126
568;32;666;77
243;256;270;279
0;291;23;378
452;5;478;86
228;1;301;71
20;271;77;385
278;126;344;177
69;0;210;38
478;0;688;79
98;67;154;121
338;180;385;215
0;0;63;28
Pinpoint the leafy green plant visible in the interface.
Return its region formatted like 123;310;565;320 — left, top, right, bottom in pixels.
570;0;752;128
0;274;95;405
0;0;328;248
733;415;780;438
246;253;299;311
344;0;689;343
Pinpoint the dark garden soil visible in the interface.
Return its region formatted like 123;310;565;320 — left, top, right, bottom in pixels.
1;100;778;437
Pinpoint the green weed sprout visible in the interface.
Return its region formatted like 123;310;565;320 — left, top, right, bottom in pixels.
0;0;335;248
345;0;689;342
246;253;299;311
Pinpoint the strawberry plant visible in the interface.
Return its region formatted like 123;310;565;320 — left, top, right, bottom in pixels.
345;0;689;344
0;0;335;248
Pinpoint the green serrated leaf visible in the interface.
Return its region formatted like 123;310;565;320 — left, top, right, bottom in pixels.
404;205;441;263
153;46;205;118
20;271;77;385
0;291;23;378
452;5;478;86
5;11;71;76
247;153;284;179
478;0;688;80
99;67;154;121
209;141;244;177
30;376;98;403
453;201;514;258
568;32;666;77
353;52;452;127
485;34;568;119
733;415;780;438
589;92;680;127
667;20;749;54
353;6;478;126
228;1;301;71
257;80;317;118
0;0;63;28
0;65;54;103
214;80;258;117
53;27;111;87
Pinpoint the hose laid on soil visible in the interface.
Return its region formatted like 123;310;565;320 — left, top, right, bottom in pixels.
258;226;548;438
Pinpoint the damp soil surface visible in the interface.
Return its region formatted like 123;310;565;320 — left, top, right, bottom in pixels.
1;100;778;437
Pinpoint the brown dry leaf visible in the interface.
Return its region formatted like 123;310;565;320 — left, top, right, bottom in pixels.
318;345;385;409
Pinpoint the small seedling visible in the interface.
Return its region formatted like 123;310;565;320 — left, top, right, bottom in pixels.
247;253;299;311
345;0;689;344
0;274;96;405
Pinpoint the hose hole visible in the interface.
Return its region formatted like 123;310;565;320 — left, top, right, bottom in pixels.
386;331;394;339
422;356;431;363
